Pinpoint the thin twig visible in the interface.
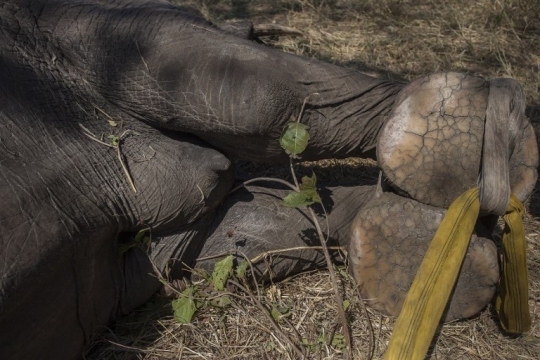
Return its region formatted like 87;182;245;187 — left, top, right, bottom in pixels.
79;123;116;148
354;284;375;360
296;93;319;125
307;206;352;358
105;340;149;354
320;202;331;242
248;245;345;264
116;142;137;193
235;250;263;302
79;123;138;193
196;184;205;204
135;40;151;74
375;313;383;357
288;94;352;358
90;102;120;127
147;253;184;297
230;177;297;194
290;157;300;190
289;94;319;190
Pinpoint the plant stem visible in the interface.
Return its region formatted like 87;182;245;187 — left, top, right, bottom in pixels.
296;93;319;124
116;143;137;193
229;177;297;194
307;206;352;358
290;157;300;189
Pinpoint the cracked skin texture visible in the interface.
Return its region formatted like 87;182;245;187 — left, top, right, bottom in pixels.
348;192;499;322
377;73;488;208
353;72;538;322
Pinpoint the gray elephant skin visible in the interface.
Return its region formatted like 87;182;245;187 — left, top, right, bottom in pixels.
0;1;537;359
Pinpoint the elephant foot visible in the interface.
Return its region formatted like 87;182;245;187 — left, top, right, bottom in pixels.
348;191;499;322
377;72;538;210
357;72;538;322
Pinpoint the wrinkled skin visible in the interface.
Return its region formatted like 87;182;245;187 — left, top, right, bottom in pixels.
0;1;537;359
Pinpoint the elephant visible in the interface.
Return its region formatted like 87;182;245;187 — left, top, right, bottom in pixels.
0;0;537;359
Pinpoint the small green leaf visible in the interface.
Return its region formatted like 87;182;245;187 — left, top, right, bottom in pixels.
172;287;199;324
300;173;321;204
282;190;321;208
134;228;151;245
197;269;211;281
211;295;231;308
271;307;282;321
342;299;350;312
280;123;310;157
236;260;249;279
212;255;234;291
108;120;118;127
271;305;291;322
277;305;291;317
107;134;119;146
331;334;346;349
282;191;314;208
299;173;317;192
304;188;322;204
265;340;276;351
118;228;151;254
281;173;322;208
302;338;318;352
337;266;348;278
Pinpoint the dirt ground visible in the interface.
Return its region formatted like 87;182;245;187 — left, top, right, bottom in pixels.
87;1;540;359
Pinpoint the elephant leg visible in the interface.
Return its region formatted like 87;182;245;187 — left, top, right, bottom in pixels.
148;185;376;282
0;123;233;359
348;191;499;322
112;127;235;313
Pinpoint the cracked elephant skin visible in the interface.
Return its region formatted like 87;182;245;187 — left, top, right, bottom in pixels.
0;0;537;359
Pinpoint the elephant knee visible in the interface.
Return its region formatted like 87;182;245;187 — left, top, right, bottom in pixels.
121;134;234;232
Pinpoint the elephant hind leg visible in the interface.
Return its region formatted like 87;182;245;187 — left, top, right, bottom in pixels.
187;185;374;282
348;191;499;322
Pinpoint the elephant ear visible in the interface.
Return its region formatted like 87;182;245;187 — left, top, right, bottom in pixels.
377;73;487;209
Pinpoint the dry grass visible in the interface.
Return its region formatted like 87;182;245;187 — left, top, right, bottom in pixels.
87;0;540;359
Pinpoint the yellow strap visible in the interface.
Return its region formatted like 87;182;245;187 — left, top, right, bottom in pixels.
385;189;530;360
496;194;531;333
384;188;480;360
